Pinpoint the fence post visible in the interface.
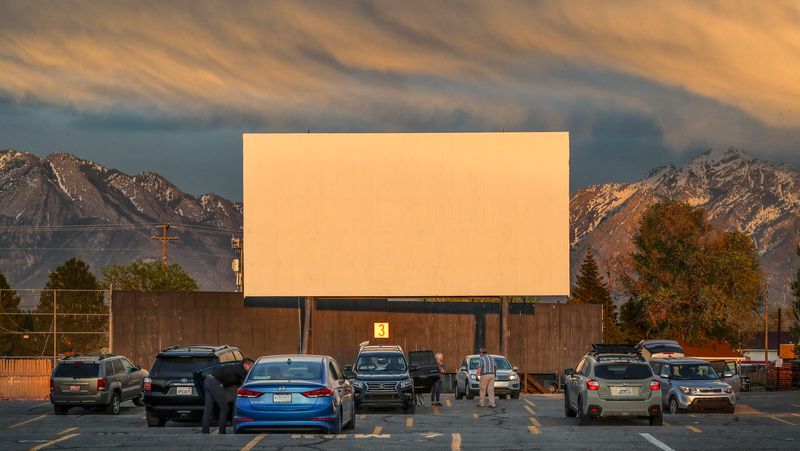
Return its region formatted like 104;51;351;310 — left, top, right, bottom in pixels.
108;285;113;353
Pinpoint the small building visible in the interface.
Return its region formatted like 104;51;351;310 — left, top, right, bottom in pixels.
740;331;795;362
678;340;745;362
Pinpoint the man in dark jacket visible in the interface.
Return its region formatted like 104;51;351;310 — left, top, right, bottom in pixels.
200;358;254;434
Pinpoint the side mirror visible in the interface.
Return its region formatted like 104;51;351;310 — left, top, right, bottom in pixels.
344;364;353;372
134;365;141;371
564;368;574;376
344;369;357;379
460;365;467;371
512;366;519;373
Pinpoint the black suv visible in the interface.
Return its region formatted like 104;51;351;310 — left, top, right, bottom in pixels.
345;344;416;413
50;354;146;415
143;344;243;427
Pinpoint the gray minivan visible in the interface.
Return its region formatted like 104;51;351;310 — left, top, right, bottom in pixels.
50;355;147;415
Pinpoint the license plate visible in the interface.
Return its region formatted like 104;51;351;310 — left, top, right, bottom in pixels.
273;393;292;403
612;387;633;396
176;387;193;395
69;385;80;392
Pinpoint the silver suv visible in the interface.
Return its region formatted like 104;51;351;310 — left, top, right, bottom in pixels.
50;355;147;415
564;345;663;426
650;358;736;414
455;354;520;400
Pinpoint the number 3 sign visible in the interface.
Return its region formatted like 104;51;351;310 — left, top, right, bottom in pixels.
373;322;389;339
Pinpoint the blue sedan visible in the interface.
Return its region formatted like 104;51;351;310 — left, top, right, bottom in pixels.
233;355;356;434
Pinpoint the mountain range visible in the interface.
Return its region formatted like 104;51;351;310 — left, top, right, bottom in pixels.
571;148;800;308
2;147;798;308
0;150;242;297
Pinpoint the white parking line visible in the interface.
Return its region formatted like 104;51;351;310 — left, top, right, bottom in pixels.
29;433;79;451
241;433;267;451
529;417;540;427
639;433;676;451
472;413;479;419
524;398;536;407
451;432;462;451
523;405;535;415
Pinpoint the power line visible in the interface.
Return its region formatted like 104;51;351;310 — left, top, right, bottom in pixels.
0;247;234;259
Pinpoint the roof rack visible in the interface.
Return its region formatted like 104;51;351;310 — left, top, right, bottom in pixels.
589;344;640;357
160;344;229;352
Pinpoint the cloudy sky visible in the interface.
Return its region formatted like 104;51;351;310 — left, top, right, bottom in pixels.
2;0;799;200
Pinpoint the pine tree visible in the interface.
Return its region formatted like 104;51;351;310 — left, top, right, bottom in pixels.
569;249;624;342
101;260;199;291
0;272;23;355
790;246;800;358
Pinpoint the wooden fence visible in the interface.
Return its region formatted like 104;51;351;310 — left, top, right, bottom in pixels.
0;358;52;399
112;292;602;376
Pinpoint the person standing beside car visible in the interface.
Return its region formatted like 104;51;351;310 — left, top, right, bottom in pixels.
431;353;445;407
476;348;497;408
200;357;254;434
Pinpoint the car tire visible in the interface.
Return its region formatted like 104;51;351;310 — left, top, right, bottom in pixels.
668;397;682;415
53;405;69;415
344;403;356;430
649;413;663;426
466;390;475;400
456;385;464;400
106;392;121;415
511;391;520;400
499;394;507;400
577;397;591;426
728;406;736;414
564;392;577;417
132;391;145;407
146;413;167;427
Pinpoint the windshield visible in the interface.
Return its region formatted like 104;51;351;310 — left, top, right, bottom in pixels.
666;364;719;380
356;353;407;372
249;362;323;381
152;356;216;378
468;356;512;370
54;362;99;378
595;363;652;380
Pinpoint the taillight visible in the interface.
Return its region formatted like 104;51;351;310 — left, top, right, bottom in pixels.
236;388;263;398
97;378;106;391
586;380;600;391
49;378;54;392
650;380;661;391
302;388;334;398
144;377;152;392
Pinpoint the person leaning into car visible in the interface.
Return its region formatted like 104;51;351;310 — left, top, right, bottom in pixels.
200;357;254;434
476;348;497;408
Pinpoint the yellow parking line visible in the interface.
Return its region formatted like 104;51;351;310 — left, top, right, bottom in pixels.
528;425;541;435
792;413;800;418
768;415;796;426
791;403;800;408
433;406;440;416
686;425;702;433
523;405;535;415
29;433;79;451
529;417;540;427
8;414;47;429
472;413;479;419
57;427;78;435
372;425;383;435
451;432;462;451
406;417;413;428
241;433;267;451
445;399;452;408
524;398;535;407
687;413;697;418
31;402;51;408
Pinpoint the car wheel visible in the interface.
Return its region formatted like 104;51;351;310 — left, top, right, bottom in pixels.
668;397;681;415
146;413;166;427
53;405;69;415
466;390;475;400
649;412;663;426
511;391;520;400
564;392;577;417
499;394;507;400
132;391;145;407
106;392;121;415
456;385;464;400
577;397;591;426
344;403;356;430
329;408;343;434
728;405;736;414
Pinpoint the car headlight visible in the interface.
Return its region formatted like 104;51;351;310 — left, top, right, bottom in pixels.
350;379;364;388
679;386;698;395
509;374;518;380
399;378;413;388
723;386;733;394
469;374;477;381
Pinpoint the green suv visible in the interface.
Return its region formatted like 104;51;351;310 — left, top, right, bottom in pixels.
564;345;663;426
50;354;147;415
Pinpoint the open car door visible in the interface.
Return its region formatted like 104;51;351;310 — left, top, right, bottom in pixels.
408;350;439;394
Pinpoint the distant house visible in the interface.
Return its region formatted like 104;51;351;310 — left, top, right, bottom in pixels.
677;340;745;362
740;332;795;362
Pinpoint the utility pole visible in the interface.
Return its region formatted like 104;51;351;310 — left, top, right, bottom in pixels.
151;223;179;271
764;282;769;363
53;290;57;366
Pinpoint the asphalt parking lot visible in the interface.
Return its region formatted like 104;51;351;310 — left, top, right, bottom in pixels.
1;391;799;450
